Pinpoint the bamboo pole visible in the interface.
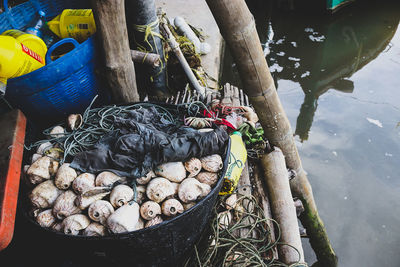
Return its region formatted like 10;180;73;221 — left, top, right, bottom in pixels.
261;147;304;264
205;0;337;265
91;0;139;103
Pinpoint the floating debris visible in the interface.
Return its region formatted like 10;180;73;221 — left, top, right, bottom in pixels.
366;117;383;128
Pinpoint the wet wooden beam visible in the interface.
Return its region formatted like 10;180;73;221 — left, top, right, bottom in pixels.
236;161;253;239
261;147;304;264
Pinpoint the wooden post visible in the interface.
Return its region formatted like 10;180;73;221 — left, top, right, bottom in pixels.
261;147;304;264
91;0;139;103
205;0;337;266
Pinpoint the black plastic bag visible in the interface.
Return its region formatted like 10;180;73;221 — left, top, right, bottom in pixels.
70;107;229;178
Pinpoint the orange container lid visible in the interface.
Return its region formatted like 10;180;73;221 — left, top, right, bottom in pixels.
0;110;26;251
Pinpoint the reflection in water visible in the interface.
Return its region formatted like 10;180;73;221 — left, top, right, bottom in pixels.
261;1;399;142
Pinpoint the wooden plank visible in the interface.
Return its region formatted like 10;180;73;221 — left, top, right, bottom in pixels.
221;83;277;257
236;160;253;239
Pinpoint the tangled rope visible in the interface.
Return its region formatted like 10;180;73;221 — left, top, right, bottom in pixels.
26;98;180;164
133;18;164;53
185;101;214;117
184;195;305;267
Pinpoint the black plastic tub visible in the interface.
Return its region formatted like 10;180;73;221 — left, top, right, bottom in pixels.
17;135;230;267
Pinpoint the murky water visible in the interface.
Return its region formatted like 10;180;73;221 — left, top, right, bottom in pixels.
222;1;400;266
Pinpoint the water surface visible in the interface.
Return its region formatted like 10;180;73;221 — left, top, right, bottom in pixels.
223;1;400;266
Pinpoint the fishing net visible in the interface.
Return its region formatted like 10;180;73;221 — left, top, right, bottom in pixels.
184;195;306;267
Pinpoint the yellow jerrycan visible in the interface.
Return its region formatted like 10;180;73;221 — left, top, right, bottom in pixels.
1;29;47;60
48;9;96;43
0;36;45;81
0;30;47;91
220;131;248;195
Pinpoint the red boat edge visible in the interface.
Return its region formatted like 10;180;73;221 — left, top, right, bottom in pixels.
0;110;26;251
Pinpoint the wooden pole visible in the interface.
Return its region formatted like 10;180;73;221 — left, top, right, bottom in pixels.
205;0;337;265
130;50;161;68
91;0;139;103
261;147;304;264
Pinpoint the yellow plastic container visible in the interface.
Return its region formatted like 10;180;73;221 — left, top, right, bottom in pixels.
220;132;248;195
48;9;96;43
0;36;45;79
1;29;47;60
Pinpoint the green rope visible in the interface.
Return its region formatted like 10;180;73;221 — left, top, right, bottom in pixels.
133;19;164;52
185;101;212;117
237;123;267;159
237;123;265;145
